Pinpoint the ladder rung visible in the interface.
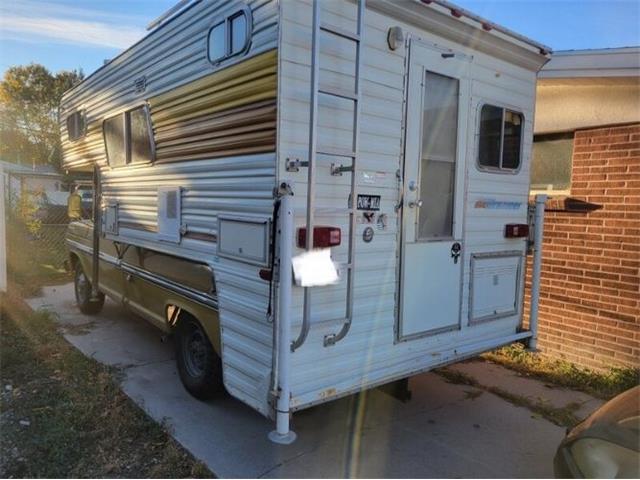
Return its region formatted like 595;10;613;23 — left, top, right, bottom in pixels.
319;86;358;101
320;23;361;42
317;146;356;158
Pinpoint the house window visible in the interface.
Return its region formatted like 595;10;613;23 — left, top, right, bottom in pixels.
207;8;252;64
530;132;574;192
103;106;154;168
66;110;86;142
478;104;524;172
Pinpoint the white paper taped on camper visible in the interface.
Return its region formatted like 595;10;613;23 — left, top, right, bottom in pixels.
291;249;339;287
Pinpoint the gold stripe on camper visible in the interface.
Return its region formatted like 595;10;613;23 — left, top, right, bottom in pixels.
62;49;278;170
149;50;276;113
148;50;277;162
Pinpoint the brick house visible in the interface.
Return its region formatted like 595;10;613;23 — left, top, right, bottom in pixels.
526;47;640;370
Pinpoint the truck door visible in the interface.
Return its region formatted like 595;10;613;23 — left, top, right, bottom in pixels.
399;40;470;339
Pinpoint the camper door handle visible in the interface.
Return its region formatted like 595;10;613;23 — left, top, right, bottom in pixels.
451;242;462;264
408;200;422;208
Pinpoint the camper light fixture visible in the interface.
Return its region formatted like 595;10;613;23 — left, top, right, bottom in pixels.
297;226;341;249
387;26;404;51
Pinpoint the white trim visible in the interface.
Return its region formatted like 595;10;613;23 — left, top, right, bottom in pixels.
529;188;570;196
539;47;640;79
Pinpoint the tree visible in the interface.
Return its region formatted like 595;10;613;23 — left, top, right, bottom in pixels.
0;64;83;170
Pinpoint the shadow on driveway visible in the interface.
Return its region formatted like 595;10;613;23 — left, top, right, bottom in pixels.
28;283;567;478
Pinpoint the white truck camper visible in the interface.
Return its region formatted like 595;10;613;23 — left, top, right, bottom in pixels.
60;0;551;443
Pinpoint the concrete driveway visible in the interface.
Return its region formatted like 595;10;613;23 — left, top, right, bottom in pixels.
27;283;601;478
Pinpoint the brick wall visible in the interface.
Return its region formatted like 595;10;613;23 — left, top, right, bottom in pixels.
525;124;640;370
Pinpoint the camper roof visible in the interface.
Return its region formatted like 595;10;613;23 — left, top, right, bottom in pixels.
413;0;552;54
147;0;552;52
62;0;551;101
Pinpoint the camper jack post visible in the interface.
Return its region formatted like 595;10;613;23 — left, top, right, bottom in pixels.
269;191;296;445
528;194;547;351
91;165;101;300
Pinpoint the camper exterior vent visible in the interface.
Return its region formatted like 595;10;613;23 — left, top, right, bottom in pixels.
157;186;181;243
103;203;119;236
134;76;147;93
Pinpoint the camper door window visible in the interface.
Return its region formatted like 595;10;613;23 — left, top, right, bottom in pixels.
103;106;155;168
478;105;523;172
207;7;252;64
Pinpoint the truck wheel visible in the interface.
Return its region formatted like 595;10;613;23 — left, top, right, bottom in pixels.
175;315;223;400
74;263;105;315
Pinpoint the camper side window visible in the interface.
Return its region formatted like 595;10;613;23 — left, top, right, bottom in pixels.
104;115;127;167
128;107;154;164
478;105;523;172
103;106;155;168
67;110;86;142
207;8;252;64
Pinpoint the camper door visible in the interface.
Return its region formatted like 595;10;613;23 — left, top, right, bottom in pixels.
399;40;470;340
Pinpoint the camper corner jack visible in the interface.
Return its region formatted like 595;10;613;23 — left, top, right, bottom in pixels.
91;165;101;301
527;193;547;351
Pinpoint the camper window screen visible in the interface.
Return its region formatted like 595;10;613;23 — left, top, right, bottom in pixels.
67;111;86;142
478;105;523;172
104;115;127;167
230;12;247;54
208;23;225;62
128;107;153;164
104;107;154;167
418;72;459;240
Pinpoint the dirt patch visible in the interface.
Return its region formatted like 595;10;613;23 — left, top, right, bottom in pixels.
0;293;212;478
62;320;97;336
435;367;582;428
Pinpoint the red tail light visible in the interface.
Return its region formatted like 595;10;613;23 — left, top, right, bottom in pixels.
297;226;341;249
505;224;529;238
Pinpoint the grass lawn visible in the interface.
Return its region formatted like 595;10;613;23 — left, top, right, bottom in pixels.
0;292;212;478
482;343;639;400
5;223;72;297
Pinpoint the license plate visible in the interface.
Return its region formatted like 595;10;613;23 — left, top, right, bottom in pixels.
357;194;381;211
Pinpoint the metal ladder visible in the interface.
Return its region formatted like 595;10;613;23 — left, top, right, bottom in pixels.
290;0;365;351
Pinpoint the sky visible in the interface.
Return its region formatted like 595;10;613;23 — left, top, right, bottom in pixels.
0;0;639;77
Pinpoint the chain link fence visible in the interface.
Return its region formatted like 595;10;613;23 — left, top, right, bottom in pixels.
4;181;71;294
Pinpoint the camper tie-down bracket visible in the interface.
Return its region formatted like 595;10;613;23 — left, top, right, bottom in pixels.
285;157;354;177
285;157;308;172
330;163;354;176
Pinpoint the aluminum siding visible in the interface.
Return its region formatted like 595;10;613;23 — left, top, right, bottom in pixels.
60;0;280;416
60;0;278;170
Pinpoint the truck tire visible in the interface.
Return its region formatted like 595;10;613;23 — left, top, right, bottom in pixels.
74;262;105;315
175;315;223;400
